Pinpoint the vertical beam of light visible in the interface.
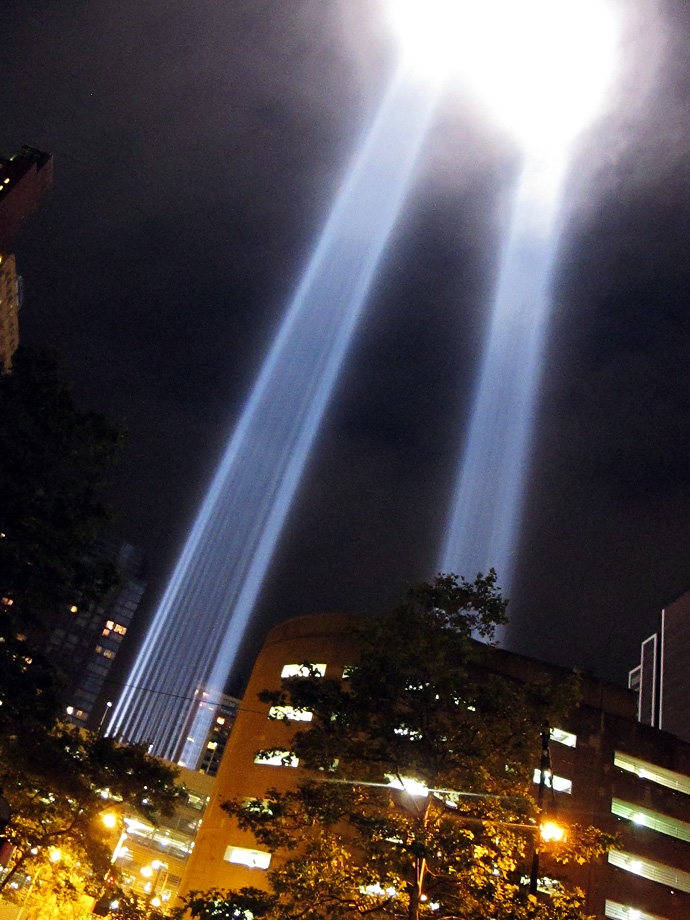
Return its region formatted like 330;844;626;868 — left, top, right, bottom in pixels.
439;156;567;594
108;71;442;763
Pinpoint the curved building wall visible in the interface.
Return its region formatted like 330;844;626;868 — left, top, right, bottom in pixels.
177;613;362;902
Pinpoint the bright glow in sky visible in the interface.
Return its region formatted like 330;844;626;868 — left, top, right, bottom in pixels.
384;0;620;152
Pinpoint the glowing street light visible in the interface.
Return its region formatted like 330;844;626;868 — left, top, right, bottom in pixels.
102;812;117;829
540;820;565;843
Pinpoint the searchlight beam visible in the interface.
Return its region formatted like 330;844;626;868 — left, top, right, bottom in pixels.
109;72;441;761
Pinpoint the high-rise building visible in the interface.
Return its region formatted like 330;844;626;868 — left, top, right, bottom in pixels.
0;146;53;253
0;253;21;370
179;613;690;920
45;538;147;727
629;586;690;743
177;690;240;776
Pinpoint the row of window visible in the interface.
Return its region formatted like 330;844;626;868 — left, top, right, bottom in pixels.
102;620;127;637
611;797;690;843
605;901;665;920
609;848;690;895
609;753;690;910
279;663;577;735
614;751;690;796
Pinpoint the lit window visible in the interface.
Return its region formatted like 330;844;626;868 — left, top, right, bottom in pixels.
216;717;225;725
281;663;326;679
611;798;690;843
361;883;397;897
105;620;115;630
102;628;111;637
605;900;665;920
113;624;127;635
254;751;299;767
102;649;115;659
342;666;355;679
614;752;690;796
207;741;217;750
268;705;313;722
385;775;429;797
608;849;690;894
394;726;422;740
70;605;78;613
533;770;572;794
550;727;577;748
224;846;271;869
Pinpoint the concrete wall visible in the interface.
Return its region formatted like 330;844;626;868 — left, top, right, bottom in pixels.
177;614;361;900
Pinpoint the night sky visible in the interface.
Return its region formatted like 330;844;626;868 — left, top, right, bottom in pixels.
2;0;690;693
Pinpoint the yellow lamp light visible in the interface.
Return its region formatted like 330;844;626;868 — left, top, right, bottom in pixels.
540;820;565;842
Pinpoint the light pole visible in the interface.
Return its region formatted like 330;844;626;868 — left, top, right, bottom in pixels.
530;722;553;896
97;701;113;736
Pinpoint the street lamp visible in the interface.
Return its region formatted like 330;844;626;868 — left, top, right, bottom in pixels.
98;701;113;736
529;723;567;895
540;820;565;843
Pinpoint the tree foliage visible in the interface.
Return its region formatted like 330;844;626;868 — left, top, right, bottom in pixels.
0;346;123;630
181;574;617;920
0;725;179;906
0;346;174;915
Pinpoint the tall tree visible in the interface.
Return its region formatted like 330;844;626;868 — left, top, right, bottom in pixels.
181;574;616;920
0;346;123;630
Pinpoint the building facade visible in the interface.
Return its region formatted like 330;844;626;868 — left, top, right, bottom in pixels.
178;613;690;920
178;614;361;898
108;768;215;914
0;146;53;253
45;538;147;727
0;253;20;370
629;587;690;744
177;689;240;777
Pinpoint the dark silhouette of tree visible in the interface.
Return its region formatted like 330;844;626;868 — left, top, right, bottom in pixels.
0;346;123;631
